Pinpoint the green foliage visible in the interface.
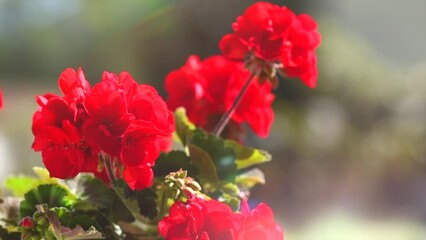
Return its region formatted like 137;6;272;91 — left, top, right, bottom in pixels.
236;168;266;190
169;109;277;213
19;184;72;219
187;144;220;182
41;205;103;240
4;167;72;198
174;107;196;146
4;176;39;197
174;108;270;183
75;175;134;223
190;129;236;182
153;151;197;178
75;175;115;210
132;188;158;221
118;181;159;221
225;140;271;170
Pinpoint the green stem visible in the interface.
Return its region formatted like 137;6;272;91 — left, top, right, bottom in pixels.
156;188;169;223
212;70;257;136
102;153;117;185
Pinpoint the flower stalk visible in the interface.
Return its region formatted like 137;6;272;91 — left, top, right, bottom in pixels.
212;70;258;136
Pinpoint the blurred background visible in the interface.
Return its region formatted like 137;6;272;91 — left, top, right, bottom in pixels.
0;0;425;239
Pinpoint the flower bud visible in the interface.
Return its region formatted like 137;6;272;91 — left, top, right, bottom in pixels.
35;215;49;227
185;179;201;192
33;212;49;227
177;169;187;179
175;178;185;188
19;216;35;229
182;186;197;198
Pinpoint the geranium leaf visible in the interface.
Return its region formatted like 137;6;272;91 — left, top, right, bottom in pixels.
174;107;196;146
19;184;71;219
190;129;236;182
4;175;39;197
5;167;71;198
113;179;159;220
75;174;115;210
187;144;219;182
153;151;198;178
224;140;271;170
111;179;148;224
236;168;266;190
127;188;158;220
75;175;134;223
41;205;103;240
33;167;62;185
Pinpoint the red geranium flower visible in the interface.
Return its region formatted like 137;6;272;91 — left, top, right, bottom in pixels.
165;55;274;139
220;2;320;88
234;201;284;240
158;196;238;240
32;120;99;179
32;68;174;190
19;217;35;229
83;84;133;157
159;197;284;240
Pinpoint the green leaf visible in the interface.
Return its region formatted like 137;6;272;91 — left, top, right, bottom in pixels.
19;184;71;219
236;168;266;190
153;151;198;178
75;175;115;210
174;107;196;146
112;179;159;221
75;175;134;223
33;167;62;185
224;140;271;170
4;168;73;199
42;205;103;240
187;144;219;182
128;188;158;220
190;129;236;182
111;180;143;223
4;176;39;197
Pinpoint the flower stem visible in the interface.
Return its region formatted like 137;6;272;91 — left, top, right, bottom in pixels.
102;153;117;185
212;71;257;136
155;187;169;223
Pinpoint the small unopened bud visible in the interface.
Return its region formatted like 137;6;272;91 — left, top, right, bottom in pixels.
33;212;49;227
177;169;187;179
182;186;197;198
19;217;35;229
175;178;185;188
169;188;181;200
36;215;49;227
185;180;201;192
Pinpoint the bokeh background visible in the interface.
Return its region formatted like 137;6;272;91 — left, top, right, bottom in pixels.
1;0;426;239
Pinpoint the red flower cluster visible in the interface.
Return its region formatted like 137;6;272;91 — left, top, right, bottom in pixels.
158;196;283;240
32;68;174;190
220;2;321;88
165;55;274;138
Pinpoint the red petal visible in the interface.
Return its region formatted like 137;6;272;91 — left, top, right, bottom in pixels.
123;166;154;190
220;34;249;60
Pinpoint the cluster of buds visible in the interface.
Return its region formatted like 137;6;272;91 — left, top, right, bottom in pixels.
245;56;284;88
164;169;202;200
18;206;50;240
